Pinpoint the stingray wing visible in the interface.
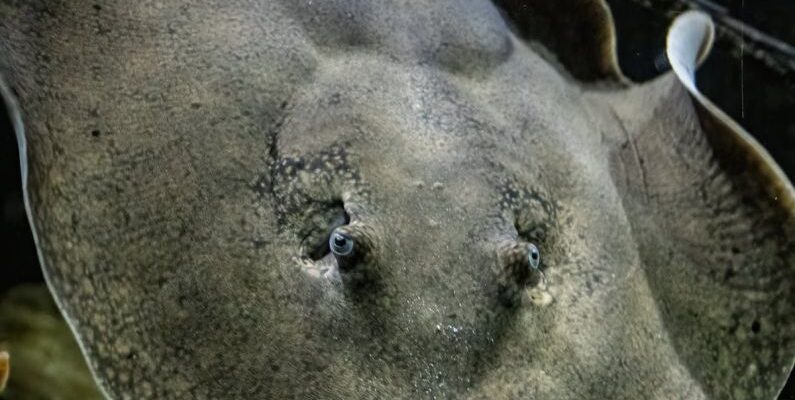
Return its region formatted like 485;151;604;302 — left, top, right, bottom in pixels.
602;12;795;399
0;2;322;397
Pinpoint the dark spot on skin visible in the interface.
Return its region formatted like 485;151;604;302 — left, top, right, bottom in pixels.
498;285;522;308
724;267;735;281
280;101;288;109
92;4;101;11
177;224;188;238
190;102;201;109
271;364;280;372
70;213;79;233
751;320;761;334
91;129;101;137
731;246;740;254
176;295;190;307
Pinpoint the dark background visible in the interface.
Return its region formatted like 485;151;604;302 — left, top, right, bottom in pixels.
1;0;794;397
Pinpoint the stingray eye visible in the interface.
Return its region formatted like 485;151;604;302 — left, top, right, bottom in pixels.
328;224;378;273
329;230;354;257
300;206;349;261
527;243;540;270
496;241;544;307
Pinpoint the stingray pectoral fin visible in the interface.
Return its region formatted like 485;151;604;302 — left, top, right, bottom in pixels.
0;1;336;397
492;0;626;83
667;11;794;210
599;11;795;399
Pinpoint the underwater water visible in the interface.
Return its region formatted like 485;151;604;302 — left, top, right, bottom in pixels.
1;0;793;399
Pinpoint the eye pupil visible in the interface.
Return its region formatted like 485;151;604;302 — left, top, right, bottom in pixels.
330;230;354;256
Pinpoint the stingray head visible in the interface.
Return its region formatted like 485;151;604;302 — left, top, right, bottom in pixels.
0;1;793;399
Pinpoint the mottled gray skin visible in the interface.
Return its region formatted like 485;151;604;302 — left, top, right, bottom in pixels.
0;1;793;399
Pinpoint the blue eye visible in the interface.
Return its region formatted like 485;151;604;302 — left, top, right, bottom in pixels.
329;230;354;256
527;243;540;270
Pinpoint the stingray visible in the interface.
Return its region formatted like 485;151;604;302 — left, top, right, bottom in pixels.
0;1;793;398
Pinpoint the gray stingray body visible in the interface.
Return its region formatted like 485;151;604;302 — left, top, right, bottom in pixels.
0;1;793;399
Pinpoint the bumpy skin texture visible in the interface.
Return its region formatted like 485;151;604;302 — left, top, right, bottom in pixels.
0;1;793;399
